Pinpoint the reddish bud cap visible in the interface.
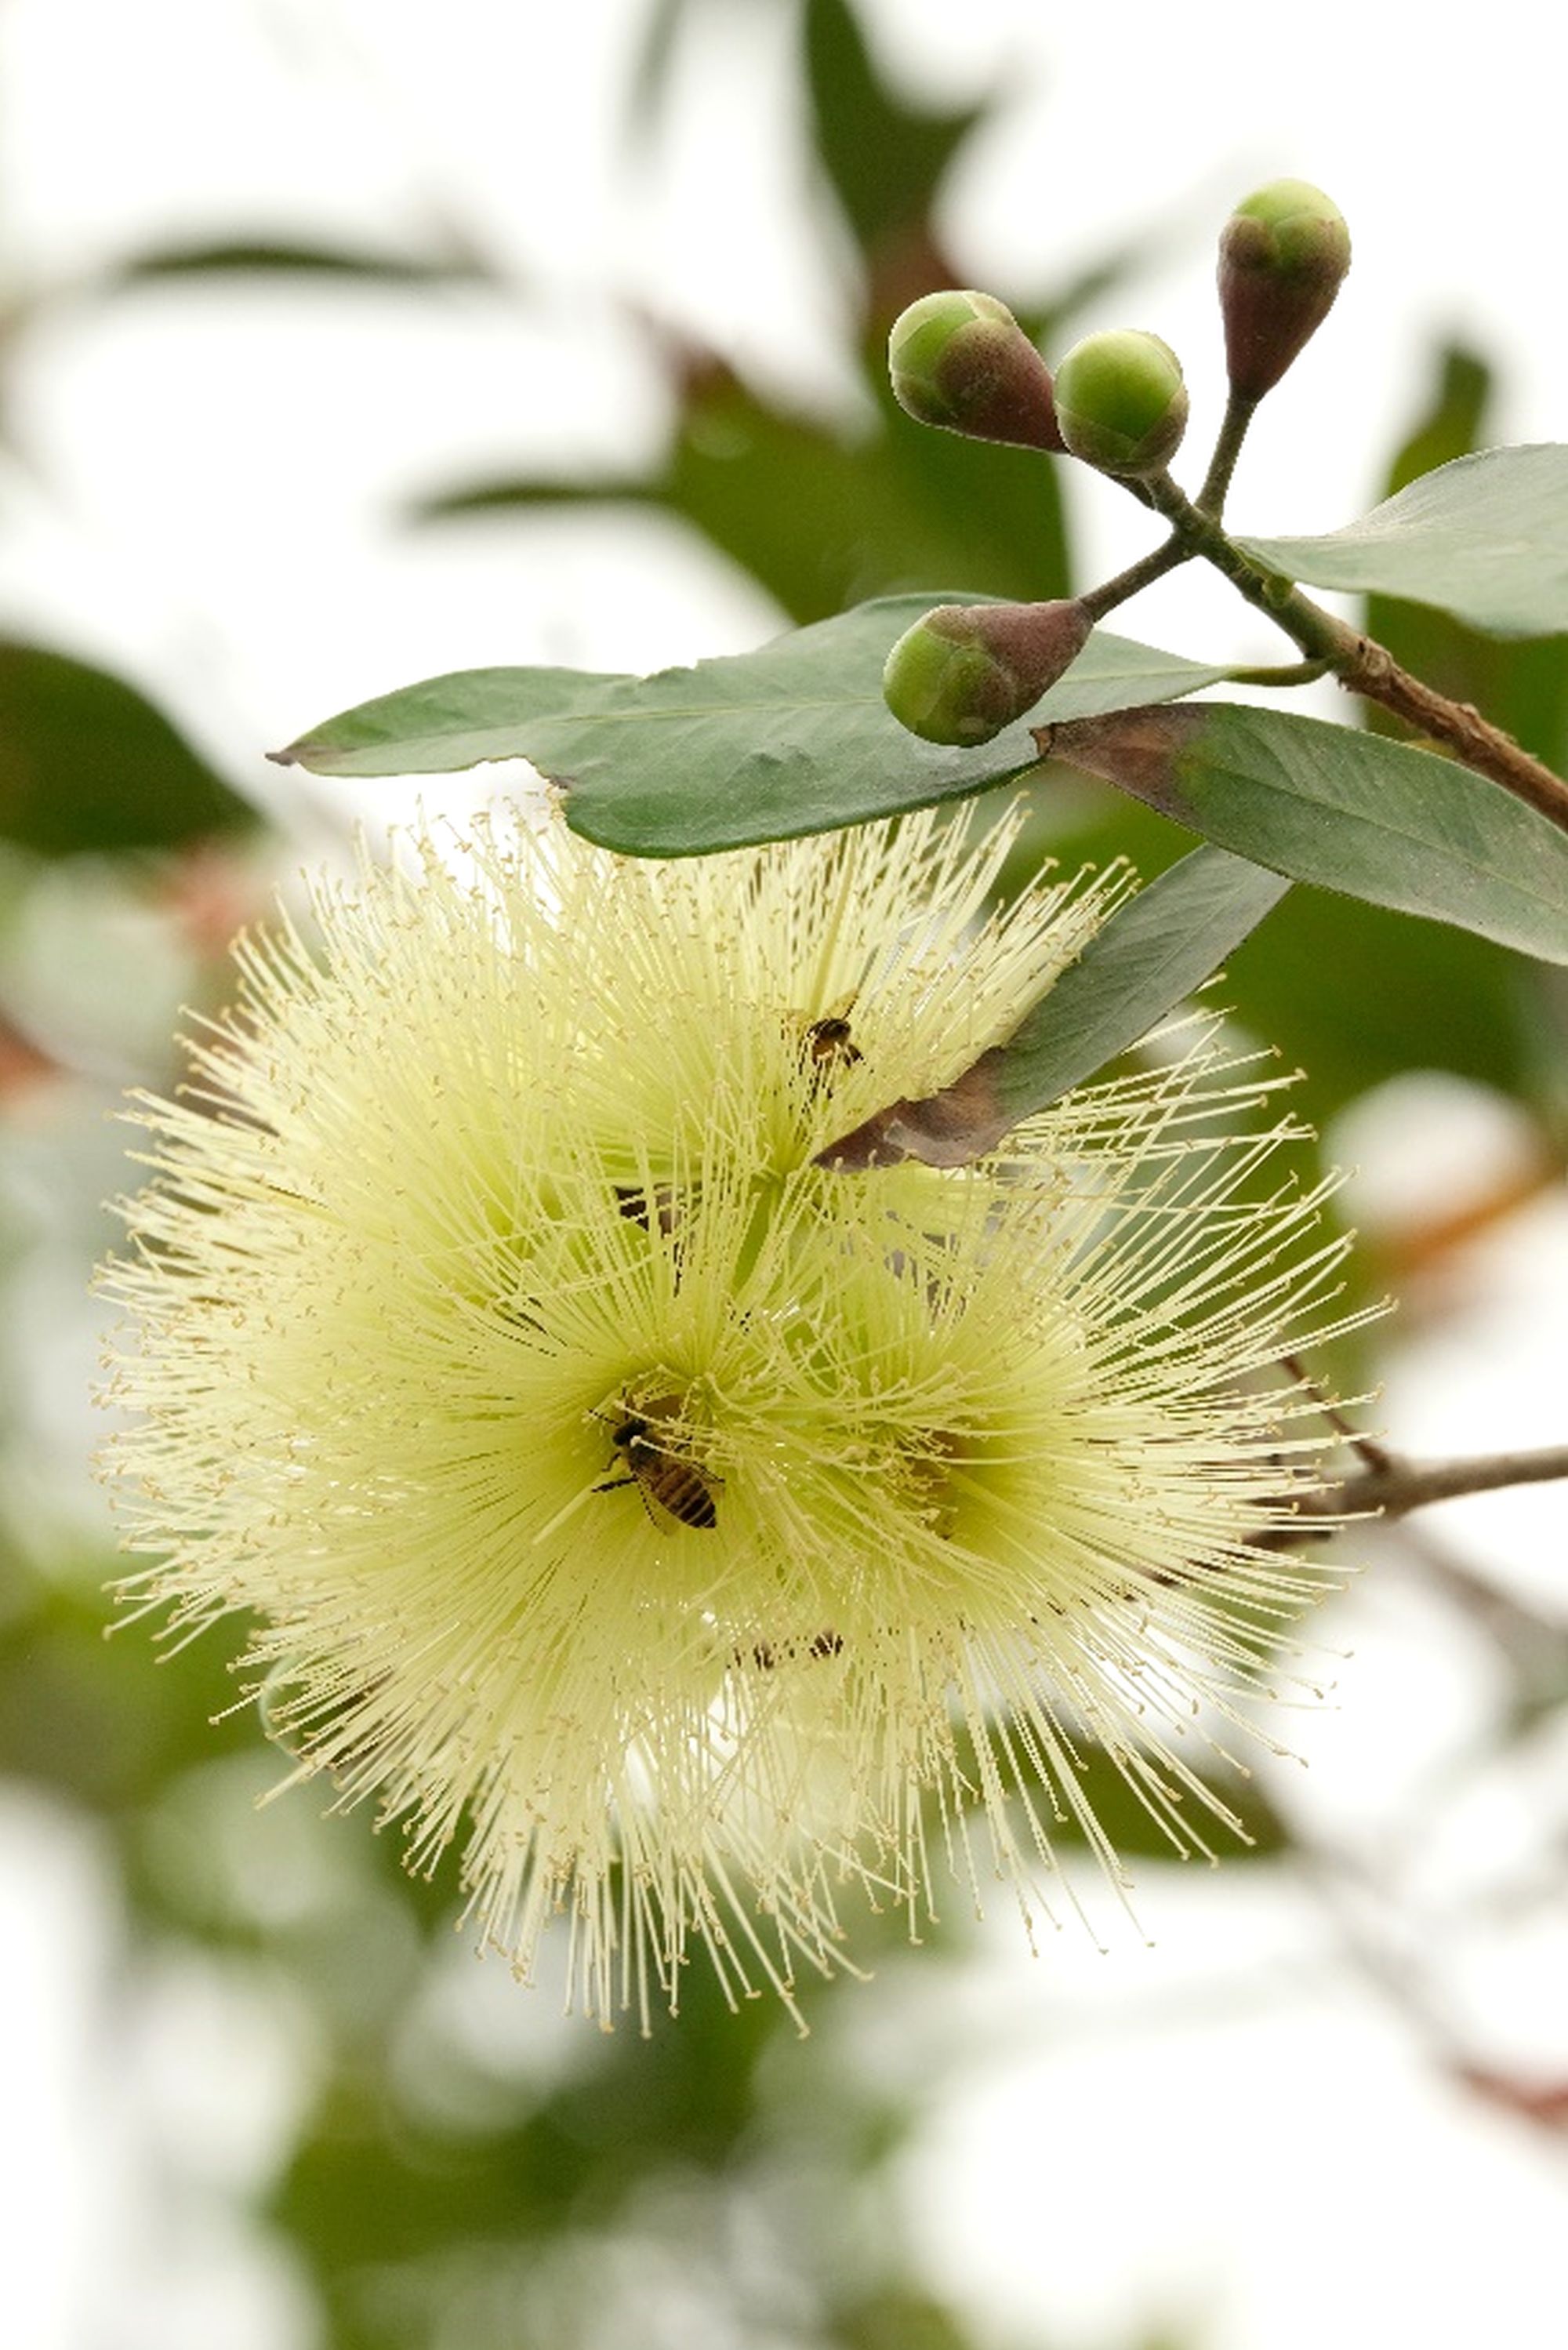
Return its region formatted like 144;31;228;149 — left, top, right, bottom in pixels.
1219;180;1352;399
882;599;1092;746
888;291;1065;452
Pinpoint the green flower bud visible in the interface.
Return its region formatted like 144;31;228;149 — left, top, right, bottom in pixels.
1051;330;1189;475
882;599;1091;746
1219;180;1351;399
887;291;1065;452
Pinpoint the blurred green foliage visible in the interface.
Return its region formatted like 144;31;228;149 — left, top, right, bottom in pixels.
423;0;1077;622
804;0;985;263
0;641;254;857
0;3;1563;2346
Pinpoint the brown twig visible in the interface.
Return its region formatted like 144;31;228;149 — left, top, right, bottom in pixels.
1264;1441;1568;1546
1330;631;1568;828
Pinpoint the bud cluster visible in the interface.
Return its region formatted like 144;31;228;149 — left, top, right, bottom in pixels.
880;177;1350;745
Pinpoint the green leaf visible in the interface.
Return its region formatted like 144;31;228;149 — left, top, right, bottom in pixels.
110;239;485;286
274;663;632;779
274;599;1229;854
819;846;1289;1168
1044;701;1568;964
1237;445;1568;637
989;846;1290;1119
977;775;1559;1135
0;641;256;855
1359;351;1568;781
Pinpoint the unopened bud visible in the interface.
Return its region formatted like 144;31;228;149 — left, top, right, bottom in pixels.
1219;180;1351;399
1051;330;1189;476
887;291;1065;452
882;599;1092;747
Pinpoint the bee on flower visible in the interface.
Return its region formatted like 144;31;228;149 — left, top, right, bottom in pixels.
98;807;1356;2031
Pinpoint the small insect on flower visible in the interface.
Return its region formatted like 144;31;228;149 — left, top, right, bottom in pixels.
97;805;1368;2032
803;1004;863;1073
597;1395;720;1531
614;1182;684;1237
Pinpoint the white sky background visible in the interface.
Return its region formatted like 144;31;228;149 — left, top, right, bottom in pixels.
2;2;1567;2345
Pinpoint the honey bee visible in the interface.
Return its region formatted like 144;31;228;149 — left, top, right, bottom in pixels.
805;1013;862;1069
797;996;863;1081
594;1393;719;1531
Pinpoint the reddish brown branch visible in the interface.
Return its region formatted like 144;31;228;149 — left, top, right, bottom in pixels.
1330;627;1568;832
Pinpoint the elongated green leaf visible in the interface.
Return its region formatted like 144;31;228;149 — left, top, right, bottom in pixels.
274;598;1228;853
274;664;633;776
819;845;1290;1168
1044;701;1568;964
986;846;1291;1120
111;239;485;287
1237;445;1568;637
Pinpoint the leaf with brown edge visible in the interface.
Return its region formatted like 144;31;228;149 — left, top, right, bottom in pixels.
818;844;1288;1170
1040;700;1568;965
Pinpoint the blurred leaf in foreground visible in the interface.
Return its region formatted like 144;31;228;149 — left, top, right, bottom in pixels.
416;0;1094;626
108;238;488;288
0;641;256;856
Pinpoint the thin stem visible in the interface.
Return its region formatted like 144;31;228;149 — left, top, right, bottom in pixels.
1262;1441;1568;1547
1079;532;1191;623
1196;386;1260;518
1224;658;1334;688
1140;469;1370;647
1142;471;1568;835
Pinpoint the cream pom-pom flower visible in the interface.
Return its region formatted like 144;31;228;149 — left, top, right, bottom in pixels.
99;808;1354;2029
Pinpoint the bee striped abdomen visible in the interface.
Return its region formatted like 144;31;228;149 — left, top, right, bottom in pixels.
598;1396;720;1531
